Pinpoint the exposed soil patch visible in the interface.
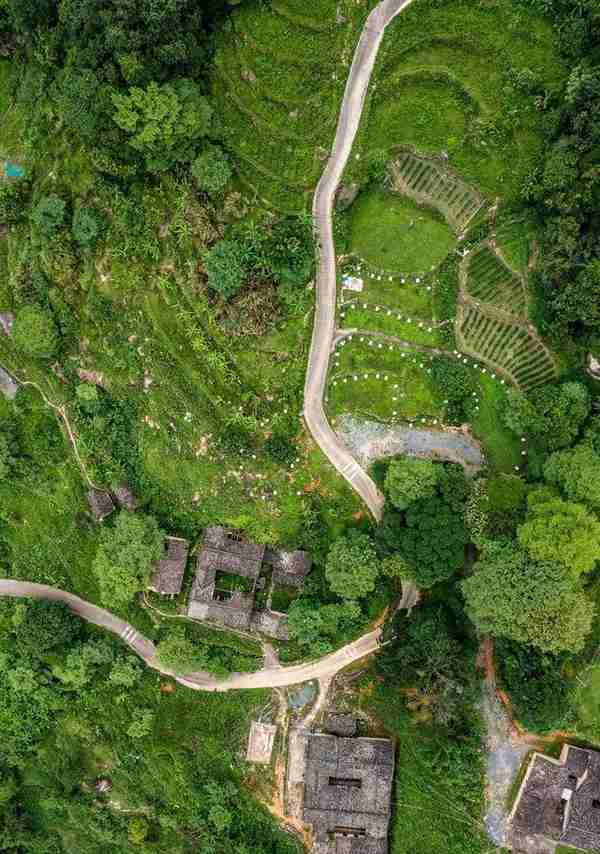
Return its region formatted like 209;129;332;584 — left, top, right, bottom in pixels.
337;413;484;471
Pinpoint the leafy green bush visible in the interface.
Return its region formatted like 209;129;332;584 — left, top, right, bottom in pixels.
11;304;58;358
192;144;232;196
204;239;246;299
30;194;66;237
72;206;103;247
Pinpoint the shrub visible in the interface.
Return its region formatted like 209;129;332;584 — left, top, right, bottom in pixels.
12;305;58;358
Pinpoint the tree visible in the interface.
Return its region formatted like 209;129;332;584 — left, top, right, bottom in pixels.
544;443;600;510
203;239;246;299
92;511;163;608
0;434;12;480
30;194;66;237
462;539;594;653
503;382;590;451
191;145;232;196
325;532;379;599
517;489;600;576
286;600;361;654
153;627;209;675
12;305;58;359
384;457;440;510
394;497;467;588
0;181;29;224
51;639;115;690
12;599;82;659
72;206;103;248
127;708;154;739
111;79;212;171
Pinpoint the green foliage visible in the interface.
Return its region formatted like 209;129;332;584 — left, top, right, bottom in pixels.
462;539;594;653
430;356;477;422
544;443;600;510
11;305;58;359
379;603;470;728
495;637;573;733
92;512;163;609
191;144;232;196
72;206;103;248
30;194;66;237
325;531;379;599
394;496;467;588
111;79;212;172
517;489;600;576
204;239;246;299
0;180;29;223
384;457;440;510
503;382;590;451
286;599;361;656
11;599;82;659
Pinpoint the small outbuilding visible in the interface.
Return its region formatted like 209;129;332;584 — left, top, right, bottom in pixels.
264;547;312;588
113;484;138;512
86;488;115;522
149;536;190;597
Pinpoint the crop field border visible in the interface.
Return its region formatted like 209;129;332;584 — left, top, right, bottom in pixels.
457;237;557;390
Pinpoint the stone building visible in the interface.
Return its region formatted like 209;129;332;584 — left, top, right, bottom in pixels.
187;526;311;638
86;488;115;522
509;744;600;853
113;484;138;512
148;536;190;597
302;732;395;854
263;546;312;588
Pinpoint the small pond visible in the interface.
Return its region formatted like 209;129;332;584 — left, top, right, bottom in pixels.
4;162;24;179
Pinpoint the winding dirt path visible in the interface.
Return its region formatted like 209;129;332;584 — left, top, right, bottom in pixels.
0;579;401;691
304;0;416;522
0;0;423;691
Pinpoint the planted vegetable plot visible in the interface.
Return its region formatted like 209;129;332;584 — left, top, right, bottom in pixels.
463;245;528;316
457;302;556;390
389;151;486;233
327;339;443;422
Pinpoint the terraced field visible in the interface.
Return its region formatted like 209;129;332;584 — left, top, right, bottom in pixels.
212;0;377;213
388;151;485;233
456;302;556;390
348;0;564;200
463;244;528;316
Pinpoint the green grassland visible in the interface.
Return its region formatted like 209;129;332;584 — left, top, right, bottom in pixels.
349;190;455;273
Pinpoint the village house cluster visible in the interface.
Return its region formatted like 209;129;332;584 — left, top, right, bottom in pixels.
87;488;313;641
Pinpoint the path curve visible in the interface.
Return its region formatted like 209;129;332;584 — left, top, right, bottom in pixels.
0;579;391;692
304;0;416;521
0;0;422;693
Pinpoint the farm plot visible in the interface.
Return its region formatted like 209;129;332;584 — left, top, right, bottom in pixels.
327;337;446;423
346;0;564;201
462;244;528;317
388;151;486;233
340;260;435;313
349;188;456;272
456;302;557;390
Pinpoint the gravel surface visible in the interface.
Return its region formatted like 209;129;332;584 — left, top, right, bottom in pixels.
481;681;530;846
337;414;485;470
